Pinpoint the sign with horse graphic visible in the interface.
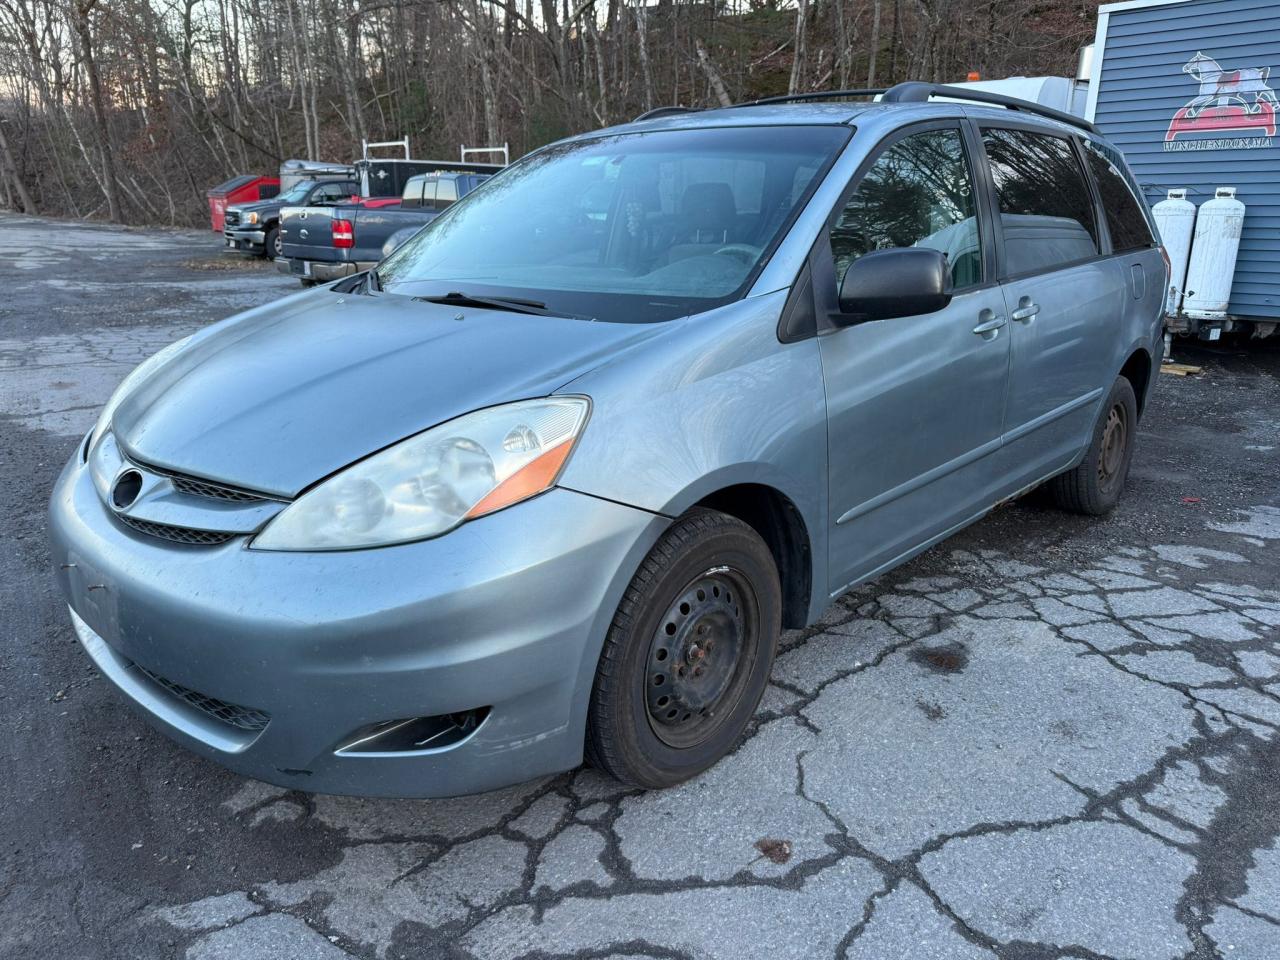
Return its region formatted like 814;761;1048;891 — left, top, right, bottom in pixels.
1166;51;1279;148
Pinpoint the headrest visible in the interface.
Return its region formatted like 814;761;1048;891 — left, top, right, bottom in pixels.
680;182;736;230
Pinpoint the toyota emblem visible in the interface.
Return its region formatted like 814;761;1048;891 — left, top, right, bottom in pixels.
112;469;143;509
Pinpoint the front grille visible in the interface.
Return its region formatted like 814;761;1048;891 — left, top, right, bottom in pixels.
169;474;266;503
225;211;241;227
117;514;235;546
123;454;273;504
133;663;270;732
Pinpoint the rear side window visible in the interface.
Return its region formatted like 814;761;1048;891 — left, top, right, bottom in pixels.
981;128;1099;276
402;179;425;206
1082;140;1154;252
830;127;983;289
421;180;454;211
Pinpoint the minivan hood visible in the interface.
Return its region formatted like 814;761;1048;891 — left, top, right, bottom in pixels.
113;292;662;497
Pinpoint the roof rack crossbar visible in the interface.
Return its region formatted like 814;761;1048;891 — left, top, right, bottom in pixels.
880;81;1097;133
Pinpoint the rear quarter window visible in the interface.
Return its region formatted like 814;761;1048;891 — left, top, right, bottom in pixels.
1082;140;1155;252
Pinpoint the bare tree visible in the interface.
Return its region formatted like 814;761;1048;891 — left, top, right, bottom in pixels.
0;118;37;212
68;0;123;220
0;0;1101;226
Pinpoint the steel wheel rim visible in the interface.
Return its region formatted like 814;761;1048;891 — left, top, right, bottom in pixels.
644;569;756;749
273;231;283;257
1098;403;1128;489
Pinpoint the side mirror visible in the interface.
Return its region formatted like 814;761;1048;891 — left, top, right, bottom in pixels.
836;247;953;324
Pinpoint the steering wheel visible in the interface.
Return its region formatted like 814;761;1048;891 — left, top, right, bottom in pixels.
712;243;762;264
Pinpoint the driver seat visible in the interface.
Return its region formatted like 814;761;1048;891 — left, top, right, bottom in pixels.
668;182;737;263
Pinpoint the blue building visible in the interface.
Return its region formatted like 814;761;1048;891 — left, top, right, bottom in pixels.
1087;0;1280;332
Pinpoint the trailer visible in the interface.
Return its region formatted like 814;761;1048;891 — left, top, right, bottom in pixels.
1087;0;1279;339
951;74;1090;118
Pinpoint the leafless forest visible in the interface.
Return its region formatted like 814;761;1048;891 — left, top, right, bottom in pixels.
0;0;1098;226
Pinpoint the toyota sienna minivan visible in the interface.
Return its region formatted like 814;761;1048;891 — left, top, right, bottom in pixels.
50;83;1166;796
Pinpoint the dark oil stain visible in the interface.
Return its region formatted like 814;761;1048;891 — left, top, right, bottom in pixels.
915;699;946;721
909;642;969;674
1049;719;1079;741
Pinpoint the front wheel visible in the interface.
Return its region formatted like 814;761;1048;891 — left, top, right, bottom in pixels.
1046;375;1138;516
585;509;781;789
264;225;281;259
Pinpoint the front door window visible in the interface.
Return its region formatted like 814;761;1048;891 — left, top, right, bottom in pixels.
829;128;983;290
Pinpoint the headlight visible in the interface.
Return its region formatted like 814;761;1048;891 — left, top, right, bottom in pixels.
246;211;259;225
88;335;193;452
252;397;590;551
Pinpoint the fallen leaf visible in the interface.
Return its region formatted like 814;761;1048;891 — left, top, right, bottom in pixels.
754;837;793;864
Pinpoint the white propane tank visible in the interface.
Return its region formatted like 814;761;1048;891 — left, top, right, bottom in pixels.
1152;189;1196;314
1183;187;1246;320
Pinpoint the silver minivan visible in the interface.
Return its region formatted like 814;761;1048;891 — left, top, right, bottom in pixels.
50;84;1167;796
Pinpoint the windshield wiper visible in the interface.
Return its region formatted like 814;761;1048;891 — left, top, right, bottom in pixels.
365;268;381;293
412;291;589;320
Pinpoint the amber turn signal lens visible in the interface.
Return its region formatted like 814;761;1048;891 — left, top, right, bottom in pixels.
465;439;575;519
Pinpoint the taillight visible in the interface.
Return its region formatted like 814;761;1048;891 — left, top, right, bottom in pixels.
1158;244;1171;284
332;218;354;248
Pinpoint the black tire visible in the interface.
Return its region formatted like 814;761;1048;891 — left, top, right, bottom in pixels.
264;225;281;259
1047;375;1138;516
585;509;781;789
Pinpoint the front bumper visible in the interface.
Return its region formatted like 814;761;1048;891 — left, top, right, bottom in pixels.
49;453;665;797
223;228;266;252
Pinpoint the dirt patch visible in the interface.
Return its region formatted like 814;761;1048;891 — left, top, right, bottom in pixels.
182;254;275;272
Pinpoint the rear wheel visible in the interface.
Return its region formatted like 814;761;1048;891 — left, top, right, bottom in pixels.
1046;375;1138;516
585;509;781;788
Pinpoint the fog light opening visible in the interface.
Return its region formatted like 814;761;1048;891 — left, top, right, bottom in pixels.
335;707;491;755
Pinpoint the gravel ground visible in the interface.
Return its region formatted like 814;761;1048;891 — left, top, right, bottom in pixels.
2;213;1279;960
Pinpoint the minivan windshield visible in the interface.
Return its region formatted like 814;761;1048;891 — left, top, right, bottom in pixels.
378;126;850;322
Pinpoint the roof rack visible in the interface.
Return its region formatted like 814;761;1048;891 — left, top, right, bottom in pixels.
634;106;700;121
731;88;887;108
881;81;1097;133
631;82;1096;133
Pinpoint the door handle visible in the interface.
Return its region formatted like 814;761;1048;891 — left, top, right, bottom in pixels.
1011;301;1040;323
972;312;1007;339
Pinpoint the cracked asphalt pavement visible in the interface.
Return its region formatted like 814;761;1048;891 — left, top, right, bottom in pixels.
3;213;1279;960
